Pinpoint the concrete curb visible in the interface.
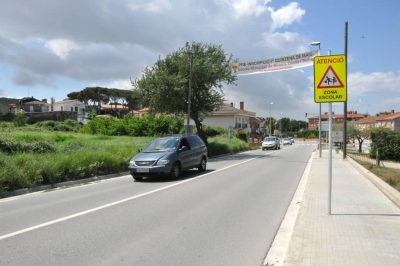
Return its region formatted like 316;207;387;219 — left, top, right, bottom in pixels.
346;155;400;208
0;172;130;199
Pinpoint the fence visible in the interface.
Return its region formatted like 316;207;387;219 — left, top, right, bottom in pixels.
347;152;377;166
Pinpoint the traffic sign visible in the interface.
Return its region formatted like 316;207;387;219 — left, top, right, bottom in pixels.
320;121;329;131
314;55;347;103
332;131;343;142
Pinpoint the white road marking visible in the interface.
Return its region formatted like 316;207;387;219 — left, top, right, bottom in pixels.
0;197;20;203
0;155;264;241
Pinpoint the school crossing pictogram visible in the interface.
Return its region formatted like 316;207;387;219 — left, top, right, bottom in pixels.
317;66;344;88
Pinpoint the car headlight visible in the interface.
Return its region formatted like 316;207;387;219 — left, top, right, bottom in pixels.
129;161;136;166
157;159;170;166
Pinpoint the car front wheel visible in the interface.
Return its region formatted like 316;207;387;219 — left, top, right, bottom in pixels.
132;174;143;181
170;162;181;180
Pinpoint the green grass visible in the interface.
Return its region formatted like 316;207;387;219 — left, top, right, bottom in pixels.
351;156;400;192
0;132;153;193
0;131;253;194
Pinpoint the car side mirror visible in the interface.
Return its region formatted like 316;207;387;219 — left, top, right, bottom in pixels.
179;146;188;151
138;148;142;152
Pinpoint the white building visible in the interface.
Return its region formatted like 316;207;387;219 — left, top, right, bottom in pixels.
51;98;87;124
186;102;256;134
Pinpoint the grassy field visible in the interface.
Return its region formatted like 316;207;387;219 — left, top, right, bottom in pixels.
0;131;253;194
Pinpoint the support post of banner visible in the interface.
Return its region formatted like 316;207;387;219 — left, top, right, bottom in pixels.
311;43;322;158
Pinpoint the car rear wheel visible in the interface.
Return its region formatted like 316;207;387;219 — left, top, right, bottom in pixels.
198;157;207;172
170;162;181;180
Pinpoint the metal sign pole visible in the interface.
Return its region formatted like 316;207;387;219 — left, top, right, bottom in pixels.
328;102;333;215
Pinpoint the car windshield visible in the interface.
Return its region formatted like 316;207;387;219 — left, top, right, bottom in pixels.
264;137;276;142
142;138;179;152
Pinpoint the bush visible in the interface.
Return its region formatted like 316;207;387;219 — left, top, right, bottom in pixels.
35;119;82;132
0;137;55;154
13;113;29;127
79;114;184;137
370;127;400;161
202;125;228;137
234;129;248;142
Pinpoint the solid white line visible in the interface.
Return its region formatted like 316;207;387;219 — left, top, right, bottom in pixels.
263;152;314;266
0;155;262;241
0;197;20;203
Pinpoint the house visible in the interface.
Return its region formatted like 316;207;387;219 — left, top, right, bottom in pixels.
355;110;400;131
51;98;87;124
194;102;256;134
0;103;10;115
10;97;50;113
308;111;368;130
99;103;130;118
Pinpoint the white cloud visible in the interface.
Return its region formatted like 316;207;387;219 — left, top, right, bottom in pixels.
127;0;172;13
348;71;400;96
105;79;132;91
268;2;305;31
45;39;80;59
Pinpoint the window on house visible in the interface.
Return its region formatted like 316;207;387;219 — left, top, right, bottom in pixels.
61;106;63;111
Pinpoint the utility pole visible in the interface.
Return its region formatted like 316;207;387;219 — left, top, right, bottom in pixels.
343;22;348;159
186;52;193;135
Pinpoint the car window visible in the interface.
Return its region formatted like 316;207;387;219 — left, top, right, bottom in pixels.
264;137;277;141
187;135;205;149
179;138;191;150
142;137;178;152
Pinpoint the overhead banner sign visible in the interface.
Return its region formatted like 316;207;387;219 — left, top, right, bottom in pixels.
231;50;320;76
314;54;347;103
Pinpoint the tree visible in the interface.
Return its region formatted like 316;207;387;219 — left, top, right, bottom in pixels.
347;124;369;153
132;42;237;146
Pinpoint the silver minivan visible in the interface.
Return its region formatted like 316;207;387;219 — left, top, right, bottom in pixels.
261;136;280;150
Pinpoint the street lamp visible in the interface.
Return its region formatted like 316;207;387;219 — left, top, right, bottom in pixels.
311;41;321;50
280;112;282;137
269;102;274;136
352;100;361;121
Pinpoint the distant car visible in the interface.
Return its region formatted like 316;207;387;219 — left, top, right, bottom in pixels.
262;136;280;150
129;135;208;181
283;138;292;145
288;137;295;143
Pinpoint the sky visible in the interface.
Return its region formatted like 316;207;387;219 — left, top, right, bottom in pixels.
0;0;399;122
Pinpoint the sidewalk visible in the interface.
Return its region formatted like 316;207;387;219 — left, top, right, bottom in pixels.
266;150;400;266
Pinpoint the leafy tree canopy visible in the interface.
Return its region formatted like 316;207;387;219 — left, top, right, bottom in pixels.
132;41;237;145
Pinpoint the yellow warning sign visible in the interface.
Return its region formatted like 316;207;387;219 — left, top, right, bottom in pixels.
314;55;347;103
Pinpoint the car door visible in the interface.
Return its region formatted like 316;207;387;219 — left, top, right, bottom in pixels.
178;138;192;170
187;136;204;168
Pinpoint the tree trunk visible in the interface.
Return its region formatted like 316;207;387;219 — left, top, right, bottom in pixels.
193;116;208;147
358;139;363;153
376;147;380;167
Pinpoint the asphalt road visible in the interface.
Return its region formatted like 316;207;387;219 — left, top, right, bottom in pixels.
0;142;316;266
